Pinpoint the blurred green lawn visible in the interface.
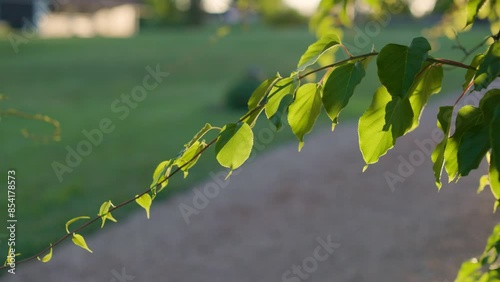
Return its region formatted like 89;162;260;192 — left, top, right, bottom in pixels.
0;24;491;259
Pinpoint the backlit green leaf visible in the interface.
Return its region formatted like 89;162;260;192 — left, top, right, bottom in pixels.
297;33;341;71
490;107;500;198
478;175;490;194
266;77;298;119
444;106;484;182
359;86;414;167
455;260;482;282
98;201;117;228
432;106;454;189
322;62;366;130
408;63;443;130
186;123;213;148
466;0;487;27
457;124;490;177
216;122;254;171
72;233;93;253
37;244;53;263
150;160;172;190
269;94;293;131
135;194;153;219
377;37;431;99
475;42;500;91
463;53;484;91
176;141;207;178
248;75;280;111
242;105;265;127
65;216;90;234
288;83;323;151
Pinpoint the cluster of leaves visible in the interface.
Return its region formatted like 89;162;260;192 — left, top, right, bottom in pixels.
2;2;500;282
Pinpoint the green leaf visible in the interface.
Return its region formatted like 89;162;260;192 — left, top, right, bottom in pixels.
215;122;254;171
466;0;487;27
408;63;444;130
432;106;454;189
150;160;172;190
297;33;341;71
287;83;323;151
376;37;431;99
269;94;293;131
186;123;213;148
72;233;93;253
98;201;117;228
248;75;280;111
241;105;265;127
457;125;490;177
322;62;366;130
455;260;482;282
484;224;500;255
37;244;53;263
444;106;484;182
480;89;500;121
478;175;490;194
176;141;207;178
135;194;153;219
359;86;414;166
490;107;500;198
265;77;298;119
475;42;500;91
65;216;90;234
463;53;485;91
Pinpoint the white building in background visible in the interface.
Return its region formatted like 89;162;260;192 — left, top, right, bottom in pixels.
0;0;140;38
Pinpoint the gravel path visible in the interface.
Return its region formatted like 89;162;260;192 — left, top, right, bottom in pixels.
6;96;500;282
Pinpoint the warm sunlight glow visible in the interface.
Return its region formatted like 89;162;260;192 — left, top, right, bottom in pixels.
202;0;231;14
283;0;321;16
408;0;437;18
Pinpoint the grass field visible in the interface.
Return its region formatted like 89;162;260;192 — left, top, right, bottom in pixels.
0;23;491;259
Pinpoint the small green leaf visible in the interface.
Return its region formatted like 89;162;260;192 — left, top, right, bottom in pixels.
490;107;500;198
186;123;213;148
455;260;482;282
359;86;414;166
176;141;207;178
241;105;265;127
475;42;500;91
297;33;341;71
376;37;431;99
466;0;487;27
444;106;484;182
322;62;366;130
65;216;90;234
432;106;454;189
265;77;298;119
287;83;323;151
72;233;93;253
457;124;490;177
269;94;293;131
150;160;172;190
98;201;117;228
37;244;53;263
408;63;443;130
135;194;153;219
248;76;280;111
483;224;500;255
215;122;254;170
463;53;484;91
477;175;490;194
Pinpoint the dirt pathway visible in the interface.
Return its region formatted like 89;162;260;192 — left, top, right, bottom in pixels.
6;95;500;282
